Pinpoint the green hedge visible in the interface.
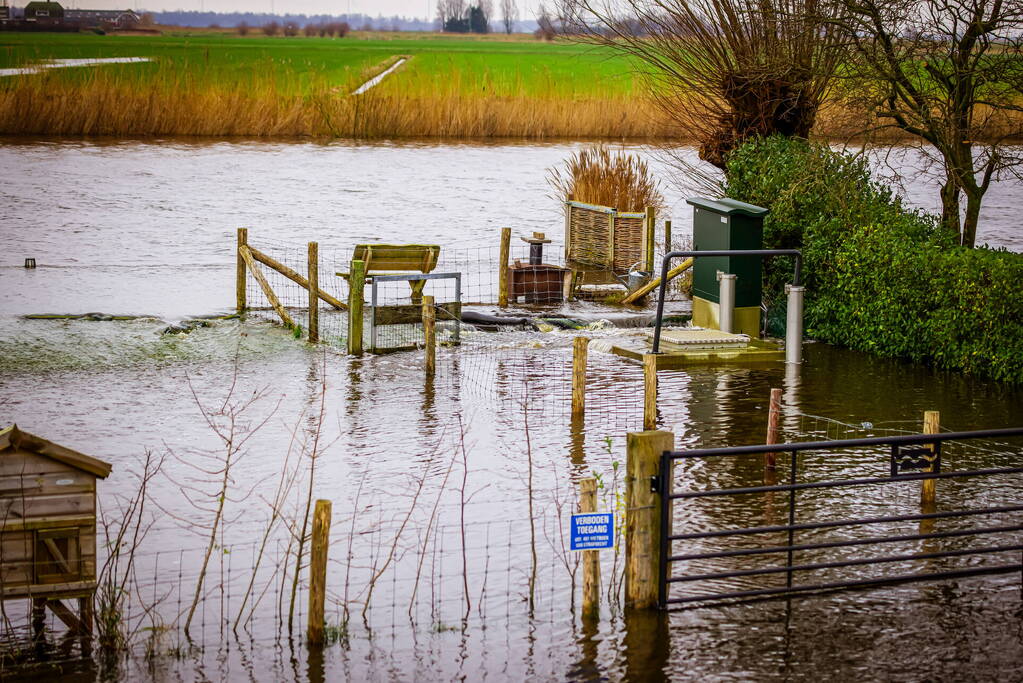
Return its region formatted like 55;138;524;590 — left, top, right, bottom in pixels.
724;135;1023;383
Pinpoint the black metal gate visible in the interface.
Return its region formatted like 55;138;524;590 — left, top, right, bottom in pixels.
657;428;1023;608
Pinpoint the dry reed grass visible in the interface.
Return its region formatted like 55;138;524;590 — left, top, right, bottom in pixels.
0;67;675;138
6;67;1019;141
547;145;665;212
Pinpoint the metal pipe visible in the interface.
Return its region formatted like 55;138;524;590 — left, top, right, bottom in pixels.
785;284;804;364
717;272;736;334
663;564;1023;606
669;503;1023;541
651;249;802;353
667;465;1023;500
666;426;1023;459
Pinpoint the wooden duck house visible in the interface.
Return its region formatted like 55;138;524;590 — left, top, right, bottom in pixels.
0;425;112;639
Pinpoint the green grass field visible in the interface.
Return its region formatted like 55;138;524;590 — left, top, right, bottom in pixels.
0;32;644;97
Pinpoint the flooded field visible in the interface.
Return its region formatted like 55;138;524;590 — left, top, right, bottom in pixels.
1;139;1021;681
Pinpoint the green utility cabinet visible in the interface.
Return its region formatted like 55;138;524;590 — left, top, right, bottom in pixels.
687;197;768;337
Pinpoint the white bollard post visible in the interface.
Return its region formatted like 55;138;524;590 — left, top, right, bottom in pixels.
785;284;805;364
717;271;736;334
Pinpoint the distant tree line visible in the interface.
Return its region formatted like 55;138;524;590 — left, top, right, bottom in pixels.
242;20;350;37
150;11;423;31
147;10;537;33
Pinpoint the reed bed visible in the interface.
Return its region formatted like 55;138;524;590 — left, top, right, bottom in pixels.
4;33;1023;141
0;68;675;138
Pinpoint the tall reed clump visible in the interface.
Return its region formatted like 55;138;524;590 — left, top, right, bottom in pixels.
547;145;665;212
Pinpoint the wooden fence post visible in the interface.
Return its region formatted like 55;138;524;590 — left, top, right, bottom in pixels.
498;227;511;307
236;228;248;314
922;410;940;507
644;207;656;274
307;241;319;344
626;430;674;609
347;259;365;356
580;477;600;618
307;499;332;645
664;220;672;253
572;336;588;418
765;388;783;471
422;295;436;375
564;195;573;263
643;354;657;430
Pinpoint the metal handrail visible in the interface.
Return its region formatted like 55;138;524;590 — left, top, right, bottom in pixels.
651;248;802;353
665;426;1023;459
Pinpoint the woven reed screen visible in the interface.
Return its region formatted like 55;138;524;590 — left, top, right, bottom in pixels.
564;201;649;273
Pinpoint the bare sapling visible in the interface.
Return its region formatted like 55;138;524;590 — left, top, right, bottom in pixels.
359;434;447;624
287;353;335;635
95;449;166;657
541;461;580;614
521;398;538;614
163;363;280;640
408;428;458;620
232;403;307;633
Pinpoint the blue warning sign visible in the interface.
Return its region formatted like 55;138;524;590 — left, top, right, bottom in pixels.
570;512;614;551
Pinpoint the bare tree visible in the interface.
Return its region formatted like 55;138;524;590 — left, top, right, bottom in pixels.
557;0;844;167
478;0;495;31
500;0;518;32
535;2;558;39
438;0;469;29
827;0;1023;247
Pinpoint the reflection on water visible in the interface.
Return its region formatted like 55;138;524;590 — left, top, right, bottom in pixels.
0;139;1021;680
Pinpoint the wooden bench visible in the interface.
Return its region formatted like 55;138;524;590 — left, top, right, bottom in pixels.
337;244;441;302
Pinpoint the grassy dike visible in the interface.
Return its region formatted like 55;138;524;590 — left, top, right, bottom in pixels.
0;31;669;139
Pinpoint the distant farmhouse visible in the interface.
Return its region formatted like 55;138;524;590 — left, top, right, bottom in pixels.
10;2;141;30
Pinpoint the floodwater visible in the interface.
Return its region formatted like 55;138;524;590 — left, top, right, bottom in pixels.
0;57;152;78
0;139;1021;681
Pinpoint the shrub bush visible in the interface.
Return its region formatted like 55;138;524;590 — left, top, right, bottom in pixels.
724;135;1023;383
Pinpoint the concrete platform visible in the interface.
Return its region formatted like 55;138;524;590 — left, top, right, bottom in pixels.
606;327;785;368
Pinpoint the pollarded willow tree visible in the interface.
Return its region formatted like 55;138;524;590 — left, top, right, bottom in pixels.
556;0;845;167
826;0;1023;247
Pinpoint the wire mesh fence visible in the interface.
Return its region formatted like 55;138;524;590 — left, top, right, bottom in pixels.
238;232;701;436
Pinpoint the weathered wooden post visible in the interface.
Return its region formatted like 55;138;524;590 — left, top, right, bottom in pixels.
347;259;365;356
922;410;940;507
572;336;588;418
307;241;319;344
765;388;783;470
580;477;600;617
236;227;248;314
422;294;436;375
643;354;657;430
307;499;332;645
498;227;511;307
626;429;674;609
644;207;656;274
664;219;672;252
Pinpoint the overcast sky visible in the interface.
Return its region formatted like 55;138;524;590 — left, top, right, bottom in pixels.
59;1;548;21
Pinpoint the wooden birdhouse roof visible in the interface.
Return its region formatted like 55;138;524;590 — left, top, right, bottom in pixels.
0;425;112;479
